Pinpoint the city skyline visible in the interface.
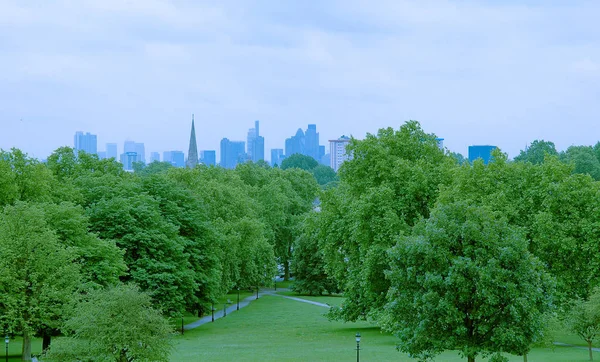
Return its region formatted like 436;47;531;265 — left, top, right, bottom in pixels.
1;1;599;161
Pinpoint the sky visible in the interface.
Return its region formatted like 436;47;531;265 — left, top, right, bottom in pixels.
1;0;599;161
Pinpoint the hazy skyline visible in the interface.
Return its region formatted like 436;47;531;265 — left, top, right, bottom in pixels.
1;0;599;161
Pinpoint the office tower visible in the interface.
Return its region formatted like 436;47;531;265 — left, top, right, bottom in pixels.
220;138;246;169
163;151;185;167
135;143;145;164
318;145;325;163
305;124;319;160
200;150;216;166
468;145;497;165
247;120;265;162
120;152;138;171
106;143;118;159
270;149;284;167
74;131;97;155
436;138;444;150
329;136;352;172
285;128;305;157
150;152;160;163
120;140;141;170
321;153;330;167
124;140;136;153
97;151;107;160
187;114;199;168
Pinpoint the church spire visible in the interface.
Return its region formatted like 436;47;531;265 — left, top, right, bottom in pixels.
186;114;198;168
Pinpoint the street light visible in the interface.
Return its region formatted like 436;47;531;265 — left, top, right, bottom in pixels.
256;285;259;300
224;299;231;317
355;333;361;362
5;335;9;362
211;303;216;322
236;287;240;310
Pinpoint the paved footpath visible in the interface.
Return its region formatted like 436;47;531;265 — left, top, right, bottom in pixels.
184;288;329;330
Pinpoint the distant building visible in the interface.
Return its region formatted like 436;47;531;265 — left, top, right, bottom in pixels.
220;138;246;169
329;136;352;172
97;151;107;160
135;143;145;164
436;138;444;150
200;150;216;166
74;131;97;155
247;120;265;162
187;114;199;168
318;145;325;162
164;151;185;167
321;153;331;167
106;143;118;159
270;149;285;167
468;145;497;165
305;124;320;160
150;152;160;163
120;152;138;171
285;128;305;157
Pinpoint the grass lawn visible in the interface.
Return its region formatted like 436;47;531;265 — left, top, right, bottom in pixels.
276;290;344;307
171;294;591;361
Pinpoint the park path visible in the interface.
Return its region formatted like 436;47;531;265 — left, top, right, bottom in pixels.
183;288;329;330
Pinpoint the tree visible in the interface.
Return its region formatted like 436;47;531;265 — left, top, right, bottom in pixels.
0;202;81;360
292;213;338;295
566;287;600;361
281;154;318;171
320;121;456;322
383;202;554;362
311;164;338;186
44;284;173;362
560;145;600;180
514;140;558;164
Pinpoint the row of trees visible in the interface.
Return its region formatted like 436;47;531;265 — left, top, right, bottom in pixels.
0;147;318;360
291;122;600;361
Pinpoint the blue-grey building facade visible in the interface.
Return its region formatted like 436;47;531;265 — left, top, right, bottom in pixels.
468;145;497;164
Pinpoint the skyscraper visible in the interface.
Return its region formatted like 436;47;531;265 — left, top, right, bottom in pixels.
285;128;305;157
247;120;264;162
120;140;142;170
135;143;145;164
74;131;97;155
164;151;185;167
200;150;216;166
106;143;117;159
220;138;246;169
329;136;352;172
150;152;160;163
468;145;497;164
271;149;285;167
305;124;319;160
187;114;199;168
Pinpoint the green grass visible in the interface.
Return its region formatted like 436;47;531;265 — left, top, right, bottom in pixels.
276;290;344;307
171;295;591;361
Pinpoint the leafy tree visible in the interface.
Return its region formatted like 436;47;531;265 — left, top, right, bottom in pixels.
514;140;558;164
383;202;554;362
320;121;456;322
450;152;467;165
566;287;600;361
311;164;338;186
0;148;54;203
560;145;600;180
133;161;173;176
292;213;338;295
0;202;81;360
44;284;173;362
281;154;318;170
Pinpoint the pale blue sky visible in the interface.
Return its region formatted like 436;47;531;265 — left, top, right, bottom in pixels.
1;0;598;161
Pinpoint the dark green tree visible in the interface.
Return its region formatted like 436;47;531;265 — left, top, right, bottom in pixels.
384;202;554;362
281;154;319;170
514;140;558;164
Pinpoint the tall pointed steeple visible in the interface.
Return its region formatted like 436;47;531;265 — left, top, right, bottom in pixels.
186;114;198;168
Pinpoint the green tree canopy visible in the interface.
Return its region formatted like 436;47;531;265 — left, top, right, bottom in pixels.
384;202;555;362
281;154;319;170
514;140;558;164
45;284;173;362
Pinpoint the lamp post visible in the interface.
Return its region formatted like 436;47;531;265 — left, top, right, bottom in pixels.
236;287;240;310
5;335;9;362
256;285;259;300
355;333;361;362
211;303;215;322
224;299;231;317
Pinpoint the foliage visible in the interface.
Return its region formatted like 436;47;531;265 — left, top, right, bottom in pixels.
292;213;339;295
44;284;173;362
514;140;558;164
319;121;456;322
560;145;600;180
566;287;600;361
281;154;319;171
0;202;81;360
383;202;555;362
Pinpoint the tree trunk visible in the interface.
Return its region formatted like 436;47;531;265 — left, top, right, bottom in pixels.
467;356;475;362
284;260;290;281
42;333;51;352
589;340;594;361
21;329;32;361
523;353;528;362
